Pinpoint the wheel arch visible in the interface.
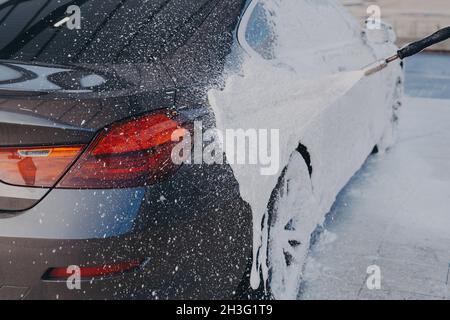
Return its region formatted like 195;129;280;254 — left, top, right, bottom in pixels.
295;142;313;177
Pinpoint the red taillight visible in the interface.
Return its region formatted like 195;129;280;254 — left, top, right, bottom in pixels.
57;111;187;189
44;260;141;280
0;146;83;188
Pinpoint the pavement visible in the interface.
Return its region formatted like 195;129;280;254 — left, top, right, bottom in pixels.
405;52;450;100
299;53;450;300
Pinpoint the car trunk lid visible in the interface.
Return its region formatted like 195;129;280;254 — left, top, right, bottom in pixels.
0;61;175;212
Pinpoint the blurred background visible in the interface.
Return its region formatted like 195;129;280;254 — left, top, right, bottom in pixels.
341;0;450;51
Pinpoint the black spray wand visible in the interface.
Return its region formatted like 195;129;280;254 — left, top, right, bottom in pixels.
364;26;450;76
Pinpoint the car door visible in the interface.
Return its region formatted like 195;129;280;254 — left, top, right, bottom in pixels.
274;0;402;212
237;0;402;213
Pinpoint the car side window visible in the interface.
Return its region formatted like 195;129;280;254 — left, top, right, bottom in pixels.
240;1;276;60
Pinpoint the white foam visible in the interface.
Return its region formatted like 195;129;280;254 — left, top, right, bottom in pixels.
208;57;364;289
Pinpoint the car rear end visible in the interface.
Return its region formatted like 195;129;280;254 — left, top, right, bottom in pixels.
0;0;252;299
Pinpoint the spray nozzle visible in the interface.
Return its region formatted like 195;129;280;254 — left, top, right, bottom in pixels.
364;26;450;77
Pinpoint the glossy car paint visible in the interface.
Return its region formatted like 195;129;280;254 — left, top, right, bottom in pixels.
0;0;252;299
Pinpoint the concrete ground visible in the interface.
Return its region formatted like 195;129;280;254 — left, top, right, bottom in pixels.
299;53;450;300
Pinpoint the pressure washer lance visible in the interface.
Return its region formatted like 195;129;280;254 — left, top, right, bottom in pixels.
364;26;450;76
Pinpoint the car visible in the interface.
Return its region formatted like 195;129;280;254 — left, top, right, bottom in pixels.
0;0;403;300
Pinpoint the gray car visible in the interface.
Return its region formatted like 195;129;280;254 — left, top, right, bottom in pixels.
0;0;403;300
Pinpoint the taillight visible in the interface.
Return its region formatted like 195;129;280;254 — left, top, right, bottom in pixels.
57;111;187;189
43;260;142;280
0;146;83;188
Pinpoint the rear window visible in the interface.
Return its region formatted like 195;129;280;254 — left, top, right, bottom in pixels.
243;1;276;60
0;0;212;64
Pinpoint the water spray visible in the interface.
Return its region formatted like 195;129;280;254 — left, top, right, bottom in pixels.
364;26;450;76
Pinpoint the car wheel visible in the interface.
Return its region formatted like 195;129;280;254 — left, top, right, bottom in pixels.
266;151;318;300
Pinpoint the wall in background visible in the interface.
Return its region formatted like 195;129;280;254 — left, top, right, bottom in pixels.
342;0;450;51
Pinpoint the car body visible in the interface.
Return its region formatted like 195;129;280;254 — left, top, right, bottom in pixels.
0;0;403;299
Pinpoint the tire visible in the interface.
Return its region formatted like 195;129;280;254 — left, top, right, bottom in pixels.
266;151;319;300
